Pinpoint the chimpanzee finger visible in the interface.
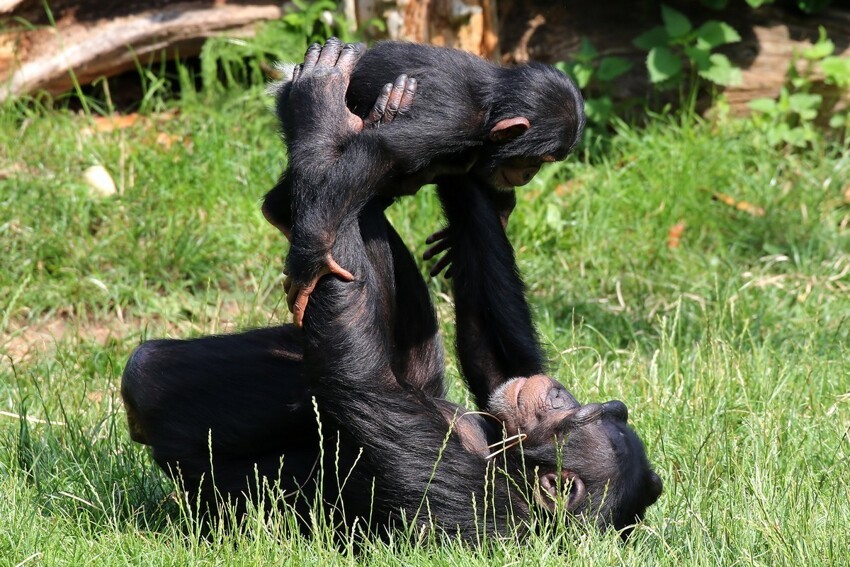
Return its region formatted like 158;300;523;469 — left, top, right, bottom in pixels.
291;64;302;83
316;37;344;68
423;237;451;260
429;252;453;278
425;227;450;245
301;43;321;75
397;77;416;116
383;74;408;123
365;83;392;128
336;42;365;74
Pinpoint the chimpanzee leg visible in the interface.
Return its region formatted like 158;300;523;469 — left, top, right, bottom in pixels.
120;325;320;510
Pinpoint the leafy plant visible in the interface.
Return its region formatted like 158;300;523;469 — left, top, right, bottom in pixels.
749;26;850;144
748;88;823;146
555;38;634;126
199;0;378;94
634;5;742;88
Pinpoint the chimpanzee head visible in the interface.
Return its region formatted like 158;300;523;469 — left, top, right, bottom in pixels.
474;63;586;190
486;375;663;537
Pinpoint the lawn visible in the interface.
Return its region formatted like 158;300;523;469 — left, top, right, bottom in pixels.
1;80;849;565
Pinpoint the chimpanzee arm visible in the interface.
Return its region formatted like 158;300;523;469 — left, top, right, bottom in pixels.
302;201;496;533
436;178;546;409
278;41;421;323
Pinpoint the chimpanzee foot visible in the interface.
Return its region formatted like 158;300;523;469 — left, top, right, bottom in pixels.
363;74;417;129
285;254;355;327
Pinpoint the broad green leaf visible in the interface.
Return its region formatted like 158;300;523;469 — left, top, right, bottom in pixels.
597;57;634;81
821;56;850;87
684;45;712;70
634;26;670;50
662;5;692;38
803;29;834;60
829;113;848;129
695;21;741;49
647;46;682;82
698;54;742;86
787;92;822;114
748;98;777;114
746;0;773;6
573;63;594;89
577;37;598;61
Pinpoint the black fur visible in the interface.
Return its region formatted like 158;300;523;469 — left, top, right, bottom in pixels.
122;193;660;540
267;41;586;288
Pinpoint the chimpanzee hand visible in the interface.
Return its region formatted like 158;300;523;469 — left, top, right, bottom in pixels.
287;38;416;138
423;187;517;279
284;39;418;326
286;38;366;137
362;73;417;129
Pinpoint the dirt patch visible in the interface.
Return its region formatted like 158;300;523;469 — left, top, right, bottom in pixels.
1;317;126;364
0;301;281;365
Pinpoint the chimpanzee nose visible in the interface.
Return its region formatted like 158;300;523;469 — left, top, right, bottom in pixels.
602;400;628;422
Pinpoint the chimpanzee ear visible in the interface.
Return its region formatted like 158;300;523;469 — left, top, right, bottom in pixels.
489;117;530;142
536;470;587;512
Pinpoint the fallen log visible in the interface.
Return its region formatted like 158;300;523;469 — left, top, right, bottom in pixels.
0;1;282;102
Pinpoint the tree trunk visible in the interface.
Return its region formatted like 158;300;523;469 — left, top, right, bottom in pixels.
346;0;500;59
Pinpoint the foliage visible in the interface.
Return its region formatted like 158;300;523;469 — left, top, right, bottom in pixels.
749;26;850;146
555;38;633;128
633;5;742;88
199;0;380;95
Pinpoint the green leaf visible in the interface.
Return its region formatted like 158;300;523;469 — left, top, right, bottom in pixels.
802;27;834;60
821;56;850;87
662;5;692;38
787;93;822;121
698;54;742;86
746;0;773;6
748;98;777;114
633;26;670;50
647;46;682;82
684;45;712;70
573;64;594;89
597;57;634;81
577;37;598;61
695;21;741;49
787;92;822;113
829;113;847;129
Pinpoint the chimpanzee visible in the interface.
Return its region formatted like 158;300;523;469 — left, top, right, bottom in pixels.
121;184;661;540
121;40;660;541
262;38;586;325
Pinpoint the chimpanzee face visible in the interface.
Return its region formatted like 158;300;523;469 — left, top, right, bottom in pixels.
489;155;558;188
485;375;660;522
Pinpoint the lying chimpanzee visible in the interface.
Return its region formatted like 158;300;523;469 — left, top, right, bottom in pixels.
262;38;586;325
121;41;660;540
122;185;661;540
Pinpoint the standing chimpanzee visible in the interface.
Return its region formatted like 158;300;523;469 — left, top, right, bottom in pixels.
262;38;586;325
121;50;661;541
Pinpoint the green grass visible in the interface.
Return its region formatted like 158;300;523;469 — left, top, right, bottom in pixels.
1;85;849;565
